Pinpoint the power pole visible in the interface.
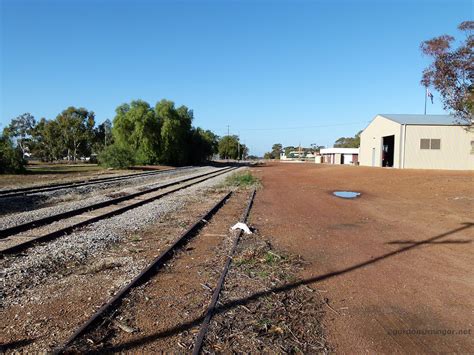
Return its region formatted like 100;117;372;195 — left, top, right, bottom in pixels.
237;131;241;160
226;125;230;160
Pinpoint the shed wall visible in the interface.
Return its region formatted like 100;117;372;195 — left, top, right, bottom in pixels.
360;116;401;167
403;125;474;170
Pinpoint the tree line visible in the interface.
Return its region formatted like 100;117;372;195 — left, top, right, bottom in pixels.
4;110;112;163
264;133;364;159
102;99;219;168
1;98;249;173
264;143;326;159
1;108;108;172
333;131;361;148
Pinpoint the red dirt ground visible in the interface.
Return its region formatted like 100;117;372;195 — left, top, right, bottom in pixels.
250;162;473;353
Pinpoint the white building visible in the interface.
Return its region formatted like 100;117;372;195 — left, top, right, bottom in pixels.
359;114;474;170
319;148;359;165
280;150;314;161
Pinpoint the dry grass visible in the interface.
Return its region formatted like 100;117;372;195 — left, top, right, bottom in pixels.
221;171;261;189
203;231;329;353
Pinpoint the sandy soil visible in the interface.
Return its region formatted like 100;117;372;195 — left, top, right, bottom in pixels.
249;162;473;353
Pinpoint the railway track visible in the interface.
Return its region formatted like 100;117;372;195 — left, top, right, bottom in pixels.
0;167;237;254
192;188;255;354
0;166;194;199
55;188;255;353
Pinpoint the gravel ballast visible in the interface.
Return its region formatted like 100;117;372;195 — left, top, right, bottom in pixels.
0;166;216;230
1;167;241;305
0;167;206;217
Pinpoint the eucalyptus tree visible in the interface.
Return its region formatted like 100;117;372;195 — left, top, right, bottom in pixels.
421;21;473;125
0;132;25;173
93;119;113;153
218;135;242;160
188;127;219;164
5;113;36;156
271;143;283;159
32;118;63;161
56;107;95;160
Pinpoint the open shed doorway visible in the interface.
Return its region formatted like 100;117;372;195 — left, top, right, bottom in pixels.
382;135;394;167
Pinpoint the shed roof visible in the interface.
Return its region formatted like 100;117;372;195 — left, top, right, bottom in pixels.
378;114;462;126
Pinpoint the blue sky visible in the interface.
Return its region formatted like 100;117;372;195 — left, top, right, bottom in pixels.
0;0;471;155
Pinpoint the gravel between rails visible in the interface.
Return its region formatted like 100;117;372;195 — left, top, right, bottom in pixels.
1;167;242;306
0;166;216;230
0;167;206;218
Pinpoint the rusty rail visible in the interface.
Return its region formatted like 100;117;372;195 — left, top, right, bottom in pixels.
55;191;234;354
0;167;233;240
0;166;194;198
1;167;236;254
192;188;256;355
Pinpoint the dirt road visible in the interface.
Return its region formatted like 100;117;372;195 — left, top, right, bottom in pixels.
250;162;473;353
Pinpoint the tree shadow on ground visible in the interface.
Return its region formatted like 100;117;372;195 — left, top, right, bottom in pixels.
387;239;471;245
0;338;36;351
0;195;50;215
23;170;91;175
98;222;473;352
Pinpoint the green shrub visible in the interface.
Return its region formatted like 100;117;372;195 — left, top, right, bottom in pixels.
0;135;26;174
98;144;136;169
224;171;259;187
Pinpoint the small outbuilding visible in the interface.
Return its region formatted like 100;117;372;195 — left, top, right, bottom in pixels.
319;148;359;165
359;114;474;170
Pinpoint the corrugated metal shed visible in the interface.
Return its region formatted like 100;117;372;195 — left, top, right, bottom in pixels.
379;114;462;126
359;114;474;170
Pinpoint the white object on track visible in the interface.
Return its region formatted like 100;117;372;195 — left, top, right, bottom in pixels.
231;222;252;234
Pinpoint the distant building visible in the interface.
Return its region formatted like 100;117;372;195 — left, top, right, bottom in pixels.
280;150;314;161
359;114;474;170
319;148;359;165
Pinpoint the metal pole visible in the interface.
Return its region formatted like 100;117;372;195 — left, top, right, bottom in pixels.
226;125;230;160
237;131;240;160
424;88;427;115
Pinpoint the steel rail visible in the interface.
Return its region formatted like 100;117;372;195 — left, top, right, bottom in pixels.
0;167;232;239
0;167;237;254
0;169;163;196
55;191;234;354
192;188;256;355
0;166;195;198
